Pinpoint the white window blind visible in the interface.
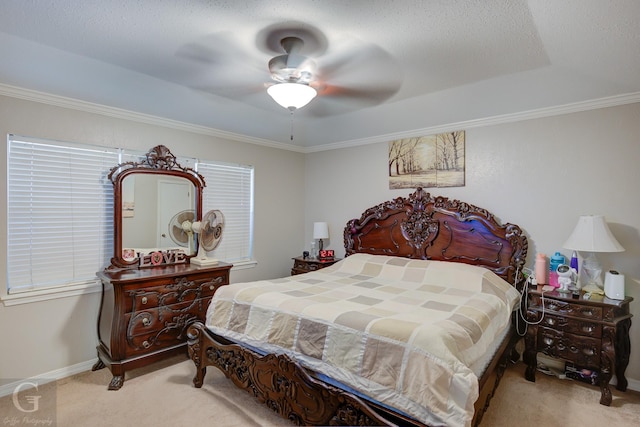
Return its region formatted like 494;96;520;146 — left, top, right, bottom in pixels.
7;135;118;293
197;161;254;263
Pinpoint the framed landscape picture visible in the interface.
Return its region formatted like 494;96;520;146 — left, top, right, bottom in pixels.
388;130;465;189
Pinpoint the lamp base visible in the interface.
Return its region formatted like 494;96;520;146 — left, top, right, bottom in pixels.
581;252;603;289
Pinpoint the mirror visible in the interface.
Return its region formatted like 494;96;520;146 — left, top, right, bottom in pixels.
108;145;205;269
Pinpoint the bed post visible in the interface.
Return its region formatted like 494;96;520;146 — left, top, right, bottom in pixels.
186;321;208;388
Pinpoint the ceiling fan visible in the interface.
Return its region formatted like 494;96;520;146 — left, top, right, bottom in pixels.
266;36;318;110
177;23;403;117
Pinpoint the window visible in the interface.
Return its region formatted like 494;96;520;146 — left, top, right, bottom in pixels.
6;135;118;295
5;135;254;301
197;161;254;263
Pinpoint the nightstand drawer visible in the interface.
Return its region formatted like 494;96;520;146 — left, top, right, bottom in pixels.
293;259;322;272
539;313;602;338
538;327;601;368
530;295;603;320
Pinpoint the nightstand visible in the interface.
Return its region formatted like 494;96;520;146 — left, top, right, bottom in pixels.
523;285;633;405
291;256;340;275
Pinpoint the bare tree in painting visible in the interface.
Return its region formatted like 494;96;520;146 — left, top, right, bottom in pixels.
388;138;419;176
438;131;464;171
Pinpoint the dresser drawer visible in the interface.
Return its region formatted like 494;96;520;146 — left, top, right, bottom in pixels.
539;313;602;338
538;327;601;368
126;299;209;336
125;318;194;357
124;305;209;357
530;295;603;320
125;272;227;312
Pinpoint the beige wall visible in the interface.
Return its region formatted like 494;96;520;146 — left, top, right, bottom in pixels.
305;102;640;387
0;95;305;380
2;94;639;393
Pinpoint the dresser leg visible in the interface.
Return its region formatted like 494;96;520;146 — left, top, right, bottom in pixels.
614;318;631;392
599;365;612;406
523;330;537;382
92;358;105;371
599;348;614;406
108;375;124;390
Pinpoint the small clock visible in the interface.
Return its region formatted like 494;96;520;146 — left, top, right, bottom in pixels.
318;249;334;261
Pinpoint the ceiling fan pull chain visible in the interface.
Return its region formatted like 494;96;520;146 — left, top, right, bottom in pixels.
290;110;294;141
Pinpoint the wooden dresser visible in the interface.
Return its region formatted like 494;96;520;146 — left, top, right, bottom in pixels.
94;262;232;389
523;285;632;405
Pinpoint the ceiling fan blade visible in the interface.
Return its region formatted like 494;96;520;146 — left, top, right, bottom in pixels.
176;32;268;99
318;37;399;79
306;77;402;117
190;81;267;99
319;83;399;102
306;37;403;115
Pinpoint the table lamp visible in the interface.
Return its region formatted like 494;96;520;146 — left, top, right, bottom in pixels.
562;215;624;293
313;222;329;252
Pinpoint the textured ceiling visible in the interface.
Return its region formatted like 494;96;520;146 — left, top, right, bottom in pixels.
0;0;639;150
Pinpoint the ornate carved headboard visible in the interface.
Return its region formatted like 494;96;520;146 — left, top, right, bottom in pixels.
344;188;528;284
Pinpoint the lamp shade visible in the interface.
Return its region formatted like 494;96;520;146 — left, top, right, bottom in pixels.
562;215;624;253
267;82;317;110
313;222;329;240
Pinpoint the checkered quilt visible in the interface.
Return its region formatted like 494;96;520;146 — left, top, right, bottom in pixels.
206;254;519;426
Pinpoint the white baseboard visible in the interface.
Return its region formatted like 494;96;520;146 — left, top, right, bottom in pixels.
626;377;640;392
0;358;98;398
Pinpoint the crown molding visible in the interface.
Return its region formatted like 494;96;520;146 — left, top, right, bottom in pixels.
1;83;638;155
0;83;305;153
305;91;640;153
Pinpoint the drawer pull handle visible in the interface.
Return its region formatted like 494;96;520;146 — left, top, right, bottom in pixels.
569;345;578;353
141;296;148;305
209;285;214;291
545;318;555;326
582;348;595;356
543;337;553;346
582;325;594;333
548;303;558;311
142;317;151;327
142;340;150;348
581;309;594;317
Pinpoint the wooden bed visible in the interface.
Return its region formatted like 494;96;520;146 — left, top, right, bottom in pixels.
187;188;528;426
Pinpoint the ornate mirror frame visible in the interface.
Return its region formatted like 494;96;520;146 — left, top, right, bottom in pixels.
107;145;206;270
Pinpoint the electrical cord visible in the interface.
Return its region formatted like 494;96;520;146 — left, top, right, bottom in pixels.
514;267;546;337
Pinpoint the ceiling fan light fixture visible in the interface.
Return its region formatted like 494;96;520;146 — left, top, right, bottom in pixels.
267;82;317;110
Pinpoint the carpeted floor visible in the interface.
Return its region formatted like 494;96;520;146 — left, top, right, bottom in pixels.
2;355;639;426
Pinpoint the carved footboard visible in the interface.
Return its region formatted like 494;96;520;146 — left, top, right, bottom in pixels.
187;320;519;427
187;321;395;427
